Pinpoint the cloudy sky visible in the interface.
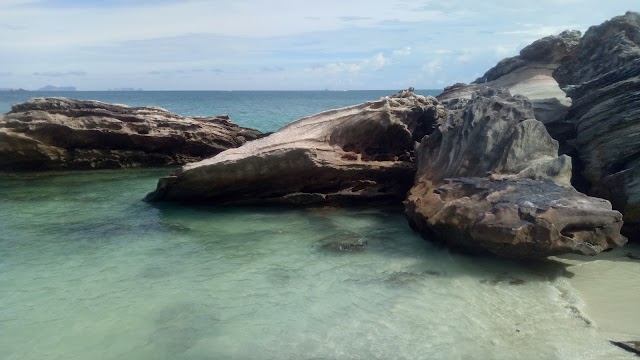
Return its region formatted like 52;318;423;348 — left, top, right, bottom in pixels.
0;0;637;90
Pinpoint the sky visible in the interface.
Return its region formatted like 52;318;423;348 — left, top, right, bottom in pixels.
0;0;637;90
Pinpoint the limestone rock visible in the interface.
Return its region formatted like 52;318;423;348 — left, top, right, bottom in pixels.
406;178;624;258
552;12;640;234
476;30;582;84
439;30;582;142
146;90;444;205
405;88;625;258
554;12;640;87
0;97;262;170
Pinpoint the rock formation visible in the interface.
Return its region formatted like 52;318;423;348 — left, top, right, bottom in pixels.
0;97;262;170
552;11;640;236
438;30;581;142
146;90;444;204
405;88;626;258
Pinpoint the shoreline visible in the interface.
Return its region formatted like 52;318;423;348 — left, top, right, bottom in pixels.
555;242;640;341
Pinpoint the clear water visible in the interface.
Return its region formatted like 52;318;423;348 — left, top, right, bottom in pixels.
0;169;634;360
0;91;637;359
0;90;441;133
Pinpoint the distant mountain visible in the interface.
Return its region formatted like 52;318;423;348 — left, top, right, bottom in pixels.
37;85;76;91
107;87;143;91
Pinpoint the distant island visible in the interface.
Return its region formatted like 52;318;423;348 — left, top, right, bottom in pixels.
37;85;77;91
0;88;28;92
107;87;143;91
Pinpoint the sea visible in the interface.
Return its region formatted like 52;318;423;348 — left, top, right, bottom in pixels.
0;91;638;360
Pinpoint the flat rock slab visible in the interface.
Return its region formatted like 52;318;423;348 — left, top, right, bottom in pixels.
146;91;444;205
0;97;262;170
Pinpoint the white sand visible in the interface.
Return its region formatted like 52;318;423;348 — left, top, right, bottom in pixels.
555;242;640;341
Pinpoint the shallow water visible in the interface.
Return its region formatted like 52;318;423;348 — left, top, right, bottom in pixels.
0;169;636;359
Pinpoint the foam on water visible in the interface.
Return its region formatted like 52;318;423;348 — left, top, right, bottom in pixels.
0;169;636;359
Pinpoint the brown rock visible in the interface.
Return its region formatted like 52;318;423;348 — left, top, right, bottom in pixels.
405;88;626;258
0;97;262;170
146;90;445;205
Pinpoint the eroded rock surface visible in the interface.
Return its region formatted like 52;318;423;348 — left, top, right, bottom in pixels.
0;97;262;170
553;11;640;235
405;88;625;258
146;90;444;205
438;30;581;142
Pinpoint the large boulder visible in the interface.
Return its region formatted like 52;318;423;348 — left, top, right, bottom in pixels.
553;11;640;235
438;30;582;142
405;88;626;258
0;97;262;170
146;90;444;205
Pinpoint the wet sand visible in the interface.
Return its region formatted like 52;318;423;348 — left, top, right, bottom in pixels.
555;242;640;341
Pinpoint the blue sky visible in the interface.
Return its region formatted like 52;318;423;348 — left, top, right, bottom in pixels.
0;0;637;90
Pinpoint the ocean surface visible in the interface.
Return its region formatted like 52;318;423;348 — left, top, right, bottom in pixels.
0;91;639;359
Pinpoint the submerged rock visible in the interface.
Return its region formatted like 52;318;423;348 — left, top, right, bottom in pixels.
405;88;625;258
146;90;444;205
552;11;640;236
0;97;262;170
480;273;526;286
438;30;581;143
319;233;368;252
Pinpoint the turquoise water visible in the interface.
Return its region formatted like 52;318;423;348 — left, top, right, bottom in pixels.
0;169;634;359
0;90;440;132
0;91;637;359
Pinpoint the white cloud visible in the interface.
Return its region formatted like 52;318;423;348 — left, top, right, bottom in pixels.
0;0;637;90
497;24;583;38
0;0;449;51
493;45;515;58
423;59;442;75
392;46;412;56
308;52;390;74
370;53;390;70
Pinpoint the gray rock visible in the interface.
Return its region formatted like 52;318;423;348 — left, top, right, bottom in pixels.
405;88;626;258
554;12;640;87
439;31;581;143
146;90;445;205
552;12;640;234
0;97;262;170
472;30;581;84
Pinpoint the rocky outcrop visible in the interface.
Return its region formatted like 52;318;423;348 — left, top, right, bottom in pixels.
438;30;581;142
146;90;444;205
0;97;262;170
552;11;640;235
405;88;626;258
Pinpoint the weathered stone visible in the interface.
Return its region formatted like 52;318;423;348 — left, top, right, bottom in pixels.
554;12;640;87
440;30;581;144
146;90;445;205
553;12;640;235
0;97;262;171
405;88;626;258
